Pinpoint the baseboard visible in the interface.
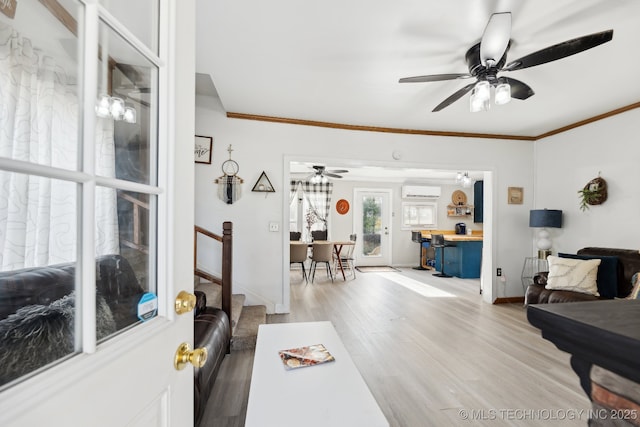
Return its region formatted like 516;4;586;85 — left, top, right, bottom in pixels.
493;296;525;305
274;303;289;314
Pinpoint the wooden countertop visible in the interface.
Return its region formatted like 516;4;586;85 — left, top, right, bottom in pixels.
419;231;483;242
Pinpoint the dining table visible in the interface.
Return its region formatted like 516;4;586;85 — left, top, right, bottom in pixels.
290;240;355;281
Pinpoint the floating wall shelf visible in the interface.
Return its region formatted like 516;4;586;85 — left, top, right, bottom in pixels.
252;171;275;193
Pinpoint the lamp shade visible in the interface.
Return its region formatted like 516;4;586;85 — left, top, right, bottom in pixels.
529;209;562;228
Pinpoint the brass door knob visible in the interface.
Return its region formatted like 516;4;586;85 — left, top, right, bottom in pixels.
174;342;208;370
175;290;197;314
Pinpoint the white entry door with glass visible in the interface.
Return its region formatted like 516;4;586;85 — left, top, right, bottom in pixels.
0;1;195;426
353;189;392;267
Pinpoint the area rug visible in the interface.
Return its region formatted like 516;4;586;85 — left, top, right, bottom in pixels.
355;266;400;273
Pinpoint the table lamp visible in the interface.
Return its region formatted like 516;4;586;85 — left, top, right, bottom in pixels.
529;209;563;259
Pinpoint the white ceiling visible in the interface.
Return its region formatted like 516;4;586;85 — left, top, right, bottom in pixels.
196;0;640;138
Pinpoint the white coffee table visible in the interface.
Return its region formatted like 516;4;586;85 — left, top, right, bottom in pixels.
245;321;389;427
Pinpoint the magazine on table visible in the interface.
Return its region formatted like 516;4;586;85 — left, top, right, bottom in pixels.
278;343;335;370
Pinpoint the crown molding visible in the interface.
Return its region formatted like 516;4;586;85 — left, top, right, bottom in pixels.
227;101;640;141
535;102;640;140
226;112;535;141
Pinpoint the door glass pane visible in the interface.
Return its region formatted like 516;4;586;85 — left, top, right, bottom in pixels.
97;20;158;185
0;0;81;170
99;0;159;54
361;195;381;257
0;173;79;389
96;189;156;338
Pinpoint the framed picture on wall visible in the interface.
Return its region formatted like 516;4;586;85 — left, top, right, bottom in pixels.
195;135;212;164
508;187;523;204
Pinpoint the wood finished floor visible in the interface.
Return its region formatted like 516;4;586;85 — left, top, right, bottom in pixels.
201;268;590;427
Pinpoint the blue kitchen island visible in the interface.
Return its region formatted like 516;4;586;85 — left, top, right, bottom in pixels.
420;232;483;279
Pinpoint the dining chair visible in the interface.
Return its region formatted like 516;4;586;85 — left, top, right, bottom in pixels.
310;242;334;283
311;230;327;241
289;231;301;241
290;243;308;283
335;234;357;279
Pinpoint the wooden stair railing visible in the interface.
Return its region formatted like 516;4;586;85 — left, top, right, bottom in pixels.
194;222;233;337
117;191;150;254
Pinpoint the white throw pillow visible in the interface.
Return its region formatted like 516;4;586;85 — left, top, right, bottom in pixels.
545;255;601;296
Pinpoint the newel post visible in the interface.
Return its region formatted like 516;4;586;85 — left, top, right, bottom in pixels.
222;221;233;337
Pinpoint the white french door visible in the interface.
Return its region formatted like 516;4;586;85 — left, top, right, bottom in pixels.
0;1;195;426
353;189;392;267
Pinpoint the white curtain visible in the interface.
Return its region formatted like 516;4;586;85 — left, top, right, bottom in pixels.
289;180;302;206
289;180;332;242
0;23;118;271
301;180;333;230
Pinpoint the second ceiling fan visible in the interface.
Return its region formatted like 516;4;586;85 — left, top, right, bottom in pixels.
399;12;613;112
308;165;348;183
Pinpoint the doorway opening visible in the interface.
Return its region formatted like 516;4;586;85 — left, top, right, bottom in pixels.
282;158;495;312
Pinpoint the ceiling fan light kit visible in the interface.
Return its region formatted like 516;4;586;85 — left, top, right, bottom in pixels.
399;12;613;113
494;81;511;105
310;175;329;185
469;81;491;112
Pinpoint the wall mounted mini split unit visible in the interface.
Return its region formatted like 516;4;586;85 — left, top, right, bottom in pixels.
401;185;441;199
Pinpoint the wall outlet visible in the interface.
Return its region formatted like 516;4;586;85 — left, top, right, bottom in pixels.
496;268;502;276
269;222;279;232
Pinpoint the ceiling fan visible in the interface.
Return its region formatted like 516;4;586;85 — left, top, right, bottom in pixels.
308;165;349;183
399;12;613;112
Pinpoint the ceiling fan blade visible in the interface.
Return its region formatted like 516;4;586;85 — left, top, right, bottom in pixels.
327;169;348;174
503;29;613;71
480;12;511;67
432;82;477;112
399;73;472;83
324;173;343;179
502;77;534;100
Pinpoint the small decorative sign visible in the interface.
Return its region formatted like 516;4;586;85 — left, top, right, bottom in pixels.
0;0;17;19
508;187;523;204
195;135;212;164
137;292;158;321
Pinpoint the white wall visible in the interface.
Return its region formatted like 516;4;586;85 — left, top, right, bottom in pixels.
195;95;535;312
533;109;640;252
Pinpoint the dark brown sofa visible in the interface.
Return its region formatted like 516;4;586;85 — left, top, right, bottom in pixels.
525;247;640;304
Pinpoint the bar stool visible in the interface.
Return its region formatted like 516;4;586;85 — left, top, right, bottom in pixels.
431;234;452;278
